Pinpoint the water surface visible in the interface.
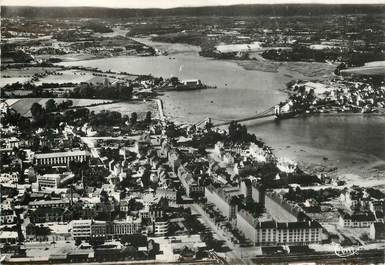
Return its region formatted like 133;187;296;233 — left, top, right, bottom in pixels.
59;39;385;175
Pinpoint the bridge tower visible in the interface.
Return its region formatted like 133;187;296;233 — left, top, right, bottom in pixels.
274;105;281;116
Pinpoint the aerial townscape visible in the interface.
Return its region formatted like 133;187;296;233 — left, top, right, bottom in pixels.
0;2;385;265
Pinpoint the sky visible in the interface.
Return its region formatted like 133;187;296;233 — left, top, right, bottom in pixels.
2;0;384;9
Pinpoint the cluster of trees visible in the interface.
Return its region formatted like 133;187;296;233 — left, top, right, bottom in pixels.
285;187;341;203
243;200;265;218
228;121;264;146
1;109;31;134
199;49;249;60
262;46;385;66
191;130;225;150
200;231;225;251
164;122;185;138
152;31;205;46
69;161;109;188
45;99;73;112
82;22;113;33
89;110;125;127
1;82;77;99
69;83;133;100
99;148;121;161
366;188;385;200
28;102;151;131
26;223;51;241
31;102;50;127
262;46;342;62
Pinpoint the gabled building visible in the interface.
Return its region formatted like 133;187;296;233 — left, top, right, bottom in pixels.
178;165;204;199
339;211;376;228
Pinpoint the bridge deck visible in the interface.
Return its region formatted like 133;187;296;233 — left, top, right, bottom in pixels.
213;113;275;127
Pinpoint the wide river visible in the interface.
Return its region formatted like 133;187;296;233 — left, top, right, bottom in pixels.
59;38;385;181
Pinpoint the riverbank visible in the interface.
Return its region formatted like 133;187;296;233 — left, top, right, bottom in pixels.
277;141;385;191
157;93;385;192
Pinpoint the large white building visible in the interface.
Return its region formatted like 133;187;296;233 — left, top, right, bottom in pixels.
215;42;263;53
236;210;322;245
37;173;74;189
154;217;169;236
71;217;142;240
113;216;142;236
34;150;90;166
71;220;92;239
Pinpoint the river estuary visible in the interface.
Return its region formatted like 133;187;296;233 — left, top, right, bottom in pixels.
59;38;385;188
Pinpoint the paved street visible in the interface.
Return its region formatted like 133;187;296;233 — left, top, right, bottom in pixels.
191;204;250;265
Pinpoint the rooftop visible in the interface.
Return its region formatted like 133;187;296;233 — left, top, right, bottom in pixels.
29;199;69;206
35;150;89;159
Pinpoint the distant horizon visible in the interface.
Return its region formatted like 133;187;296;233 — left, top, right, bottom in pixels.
2;0;385;9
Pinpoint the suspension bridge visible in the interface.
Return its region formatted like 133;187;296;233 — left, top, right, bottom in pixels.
193;105;278;128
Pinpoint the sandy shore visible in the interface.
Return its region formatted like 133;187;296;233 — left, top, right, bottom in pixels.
274;142;385;191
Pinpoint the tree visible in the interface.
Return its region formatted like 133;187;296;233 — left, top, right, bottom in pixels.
31;86;42;97
130;112;137;125
75;238;82;246
89;237;105;248
45;99;56;113
30;103;45;120
170;77;179;86
120;234;147;248
123;115;129;124
30;102;46;127
145;111;152;123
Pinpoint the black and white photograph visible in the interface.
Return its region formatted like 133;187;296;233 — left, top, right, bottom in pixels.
1;0;385;264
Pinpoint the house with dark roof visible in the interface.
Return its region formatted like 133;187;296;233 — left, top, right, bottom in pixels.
339;211;376;228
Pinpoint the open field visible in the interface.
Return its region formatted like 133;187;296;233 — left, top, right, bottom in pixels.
234;60;335;79
86;100;159;119
25;240;75;258
1;67;61;78
1;67;62;87
6;98;114;116
0;77;31;87
341;65;385;76
236;59;279;73
283;61;336;79
34;69;95;85
34;69;137;86
35;53;100;62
